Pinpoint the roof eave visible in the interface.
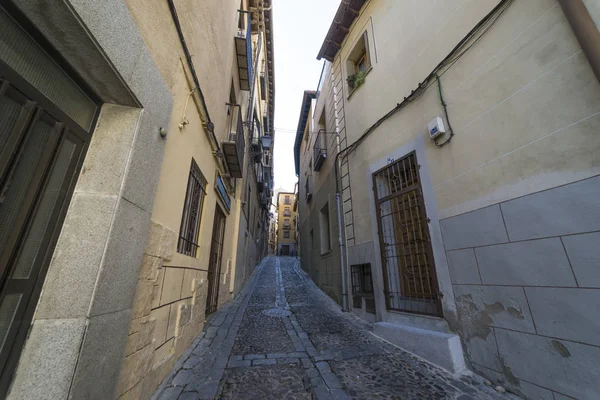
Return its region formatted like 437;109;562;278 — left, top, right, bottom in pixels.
316;0;367;61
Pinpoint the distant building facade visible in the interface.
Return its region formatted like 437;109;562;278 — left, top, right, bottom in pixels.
276;192;297;256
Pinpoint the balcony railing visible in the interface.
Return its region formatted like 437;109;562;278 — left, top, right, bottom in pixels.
313;129;327;171
234;12;252;91
222;105;245;178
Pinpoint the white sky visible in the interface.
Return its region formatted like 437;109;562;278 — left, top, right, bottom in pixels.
271;0;340;192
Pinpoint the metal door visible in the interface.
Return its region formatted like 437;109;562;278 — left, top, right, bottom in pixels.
0;68;93;392
373;152;442;317
206;205;226;315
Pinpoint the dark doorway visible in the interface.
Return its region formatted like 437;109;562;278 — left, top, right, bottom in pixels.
281;245;290;256
206;205;226;316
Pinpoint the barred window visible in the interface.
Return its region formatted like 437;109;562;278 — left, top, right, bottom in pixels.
284;231;290;239
177;159;207;256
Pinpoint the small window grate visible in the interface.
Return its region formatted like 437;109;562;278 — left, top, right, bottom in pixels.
351;263;374;295
177;159;207;257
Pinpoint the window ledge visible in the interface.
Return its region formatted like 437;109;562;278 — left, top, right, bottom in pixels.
347;66;373;100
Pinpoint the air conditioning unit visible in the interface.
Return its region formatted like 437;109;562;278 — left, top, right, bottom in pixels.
428;117;446;140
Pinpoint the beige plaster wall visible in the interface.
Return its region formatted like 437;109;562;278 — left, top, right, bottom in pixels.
116;0;262;398
335;0;600;247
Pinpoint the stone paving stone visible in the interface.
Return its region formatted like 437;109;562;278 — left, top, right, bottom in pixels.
277;357;300;365
171;369;192;387
243;354;265;360
196;381;220;399
152;257;521;400
322;372;342;389
331;388;351;400
300;358;313;369
315;361;332;374
252;358;277;366
178;391;198;400
313;385;332;400
220;364;311;400
227;359;250;368
158;386;183;400
266;353;289;359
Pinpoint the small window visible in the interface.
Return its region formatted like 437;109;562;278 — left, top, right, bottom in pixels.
177;159;208;256
305;176;312;203
346;31;371;92
284;231;290;239
284;196;290;205
319;203;331;254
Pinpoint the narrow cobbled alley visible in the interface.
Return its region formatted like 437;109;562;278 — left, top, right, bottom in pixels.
152;257;520;400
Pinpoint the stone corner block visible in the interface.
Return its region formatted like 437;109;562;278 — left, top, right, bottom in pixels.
8;318;86;400
373;322;466;374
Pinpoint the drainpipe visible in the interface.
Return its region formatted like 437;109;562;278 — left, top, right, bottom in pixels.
334;117;349;311
336;190;348;312
558;0;600;83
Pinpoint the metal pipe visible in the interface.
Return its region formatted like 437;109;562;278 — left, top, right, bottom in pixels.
559;0;600;83
167;0;217;143
336;191;348;312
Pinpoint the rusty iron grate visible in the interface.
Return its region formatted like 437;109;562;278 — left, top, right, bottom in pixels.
373;152;442;317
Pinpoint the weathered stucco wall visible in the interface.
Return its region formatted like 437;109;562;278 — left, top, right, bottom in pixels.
329;0;600;398
297;61;346;306
115;0;271;398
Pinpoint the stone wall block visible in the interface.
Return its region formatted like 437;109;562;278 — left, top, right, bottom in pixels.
138;317;156;351
440;205;508;250
501;176;600;241
561;232;600;287
447;249;481;284
139;255;161;281
160;268;184;306
89;199;151;316
69;309;132;400
474;238;576;286
132;279;154;319
526;287;600;346
145;221;164;258
495;328;600;398
151;306;169;349
160;227;177;261
7;319;86;400
152;338;174;369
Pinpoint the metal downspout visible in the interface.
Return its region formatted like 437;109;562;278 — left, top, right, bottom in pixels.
335;127;349;312
559;0;600;83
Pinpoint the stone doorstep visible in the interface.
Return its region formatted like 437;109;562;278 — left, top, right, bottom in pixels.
372;322;467;374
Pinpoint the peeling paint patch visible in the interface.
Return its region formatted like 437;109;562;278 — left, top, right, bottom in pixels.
499;356;520;386
506;307;525;320
456;294;526;340
551;340;571;358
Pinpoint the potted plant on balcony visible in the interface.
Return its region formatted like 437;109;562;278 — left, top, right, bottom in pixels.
347;70;367;91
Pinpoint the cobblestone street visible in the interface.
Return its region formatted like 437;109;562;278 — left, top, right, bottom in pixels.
152;257;520;400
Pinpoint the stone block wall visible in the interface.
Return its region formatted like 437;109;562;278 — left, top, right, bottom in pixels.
116;221;212;399
440;175;600;400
